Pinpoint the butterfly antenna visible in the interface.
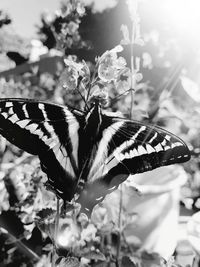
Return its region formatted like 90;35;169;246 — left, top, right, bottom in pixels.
110;89;132;104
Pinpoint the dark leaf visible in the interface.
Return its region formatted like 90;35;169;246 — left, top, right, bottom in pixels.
36;208;56;220
56;257;80;267
82;250;106;261
121;256;137;267
141;251;163;267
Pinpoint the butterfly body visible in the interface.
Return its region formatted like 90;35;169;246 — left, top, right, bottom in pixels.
0;98;190;212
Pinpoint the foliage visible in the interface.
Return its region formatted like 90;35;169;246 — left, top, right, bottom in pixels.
0;0;200;266
37;0;86;52
0;10;11;28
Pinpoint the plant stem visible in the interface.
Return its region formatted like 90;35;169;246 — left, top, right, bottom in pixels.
75;87;89;110
0;227;39;261
75;77;90;110
130;48;134;119
55;198;60;242
84;67;98;110
130;17;136;120
116;185;123;264
111;88;132;104
52;198;60;267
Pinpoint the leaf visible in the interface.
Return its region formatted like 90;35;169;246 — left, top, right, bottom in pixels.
181;76;200;103
140;251;163;267
36;208;56;220
121;256;137;267
35;208;55;238
124;235;141;249
61;202;79;216
82;250;106;261
56;257;80;267
91;262;109;267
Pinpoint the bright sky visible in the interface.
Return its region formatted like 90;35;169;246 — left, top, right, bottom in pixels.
0;0;118;38
0;0;60;38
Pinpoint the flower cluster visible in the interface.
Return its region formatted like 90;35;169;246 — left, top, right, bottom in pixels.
59;45;137;108
98;45;126;82
39;0;86;52
59;58;90;91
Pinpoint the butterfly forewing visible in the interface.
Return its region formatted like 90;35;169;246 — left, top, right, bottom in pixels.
0;98;83;200
87;114;190;188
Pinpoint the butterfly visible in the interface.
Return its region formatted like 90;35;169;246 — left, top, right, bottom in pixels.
0;98;190;214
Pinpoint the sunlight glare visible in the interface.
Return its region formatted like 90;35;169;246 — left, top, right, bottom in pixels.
164;0;200;38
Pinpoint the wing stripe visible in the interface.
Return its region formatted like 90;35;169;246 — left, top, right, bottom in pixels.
26;123;38;133
8;107;14;115
88;125;148;182
113;125;147;156
149;132;158;144
1;112;8;119
88;121;124;178
26;103;46;119
16;119;30;128
8;114;19;123
34;129;44;138
12;102;26;119
22;104;29;117
5;102;13;108
63;109;80;166
38;103;48;120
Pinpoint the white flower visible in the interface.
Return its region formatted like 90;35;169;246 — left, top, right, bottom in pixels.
120;24;130;45
60;59;90;90
59;67;79;90
81;223;97;243
98;45;126;82
126;0;138;18
67;21;79;35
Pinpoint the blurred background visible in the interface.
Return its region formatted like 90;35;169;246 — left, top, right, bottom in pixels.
0;0;200;266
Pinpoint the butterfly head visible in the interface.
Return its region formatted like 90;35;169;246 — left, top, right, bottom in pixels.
89;90;109;108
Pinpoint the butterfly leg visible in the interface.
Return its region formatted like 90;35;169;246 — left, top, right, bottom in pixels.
62;200;66;212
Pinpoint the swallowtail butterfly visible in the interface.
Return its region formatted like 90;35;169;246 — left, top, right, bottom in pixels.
0;98;190;213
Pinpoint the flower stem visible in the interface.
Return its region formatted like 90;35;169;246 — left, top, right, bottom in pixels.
130;44;134;119
52;198;60;267
116;185;123;263
75;87;89;110
130;11;137;120
85;66;98;110
76;77;90;110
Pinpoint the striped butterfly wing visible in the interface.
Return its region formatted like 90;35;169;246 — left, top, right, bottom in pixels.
78;113;190;213
0;99;191;214
0;98;82;201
